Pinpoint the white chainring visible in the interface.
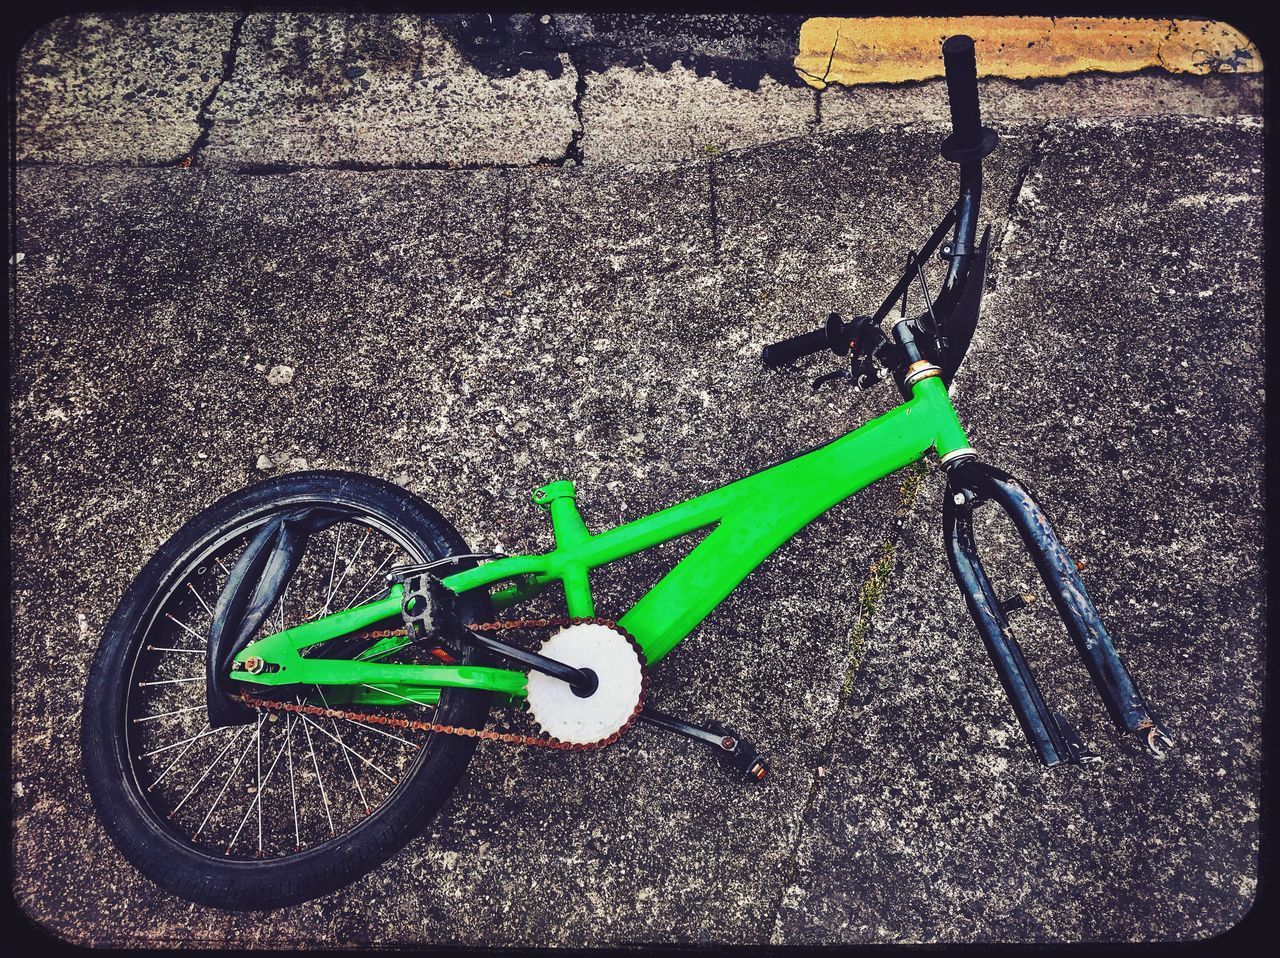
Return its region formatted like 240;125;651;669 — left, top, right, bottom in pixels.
524;623;645;745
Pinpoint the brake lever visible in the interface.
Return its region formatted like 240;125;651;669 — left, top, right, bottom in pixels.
811;316;897;392
812;358;885;392
811;368;850;391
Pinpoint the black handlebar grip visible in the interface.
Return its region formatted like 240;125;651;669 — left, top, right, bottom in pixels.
942;35;983;151
761;327;829;367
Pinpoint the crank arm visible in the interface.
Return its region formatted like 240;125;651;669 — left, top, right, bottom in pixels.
639;708;768;781
459;628;597;694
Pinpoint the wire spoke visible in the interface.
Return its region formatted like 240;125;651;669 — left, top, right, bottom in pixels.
301;714;374;814
227;715;295;855
324;528;370;614
340;715;419;749
169;724;247;809
147;721;211;790
361;683;438;712
300;703;336;835
193;714;264;839
341;551;396;612
187;582;214;617
134;704;205;724
141;725;227;759
164;613;202;640
139;676;203;687
147;645;205;655
256;711;264;853
286;711;301;850
321;527;343;617
300;713;393;787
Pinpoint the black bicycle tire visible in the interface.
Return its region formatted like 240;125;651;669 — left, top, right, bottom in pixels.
81;470;493;910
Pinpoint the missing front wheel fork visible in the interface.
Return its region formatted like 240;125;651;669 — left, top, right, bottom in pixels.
942;459;1173;768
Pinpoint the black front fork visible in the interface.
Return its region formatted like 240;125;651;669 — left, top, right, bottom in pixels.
942;459;1174;767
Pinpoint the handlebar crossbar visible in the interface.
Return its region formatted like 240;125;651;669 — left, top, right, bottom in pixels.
761;34;998;387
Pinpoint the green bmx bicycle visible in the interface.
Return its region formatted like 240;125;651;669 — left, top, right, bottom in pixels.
81;36;1173;910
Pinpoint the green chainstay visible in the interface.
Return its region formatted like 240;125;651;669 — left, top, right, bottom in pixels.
233;617;648;752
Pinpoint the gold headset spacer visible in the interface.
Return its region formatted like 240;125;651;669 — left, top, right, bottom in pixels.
903;360;942;387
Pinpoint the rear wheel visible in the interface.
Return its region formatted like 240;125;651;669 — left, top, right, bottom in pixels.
81;470;493;909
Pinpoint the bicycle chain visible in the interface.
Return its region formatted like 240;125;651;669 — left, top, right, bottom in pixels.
233;617;648;752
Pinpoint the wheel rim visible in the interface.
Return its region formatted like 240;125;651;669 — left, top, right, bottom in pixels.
120;500;458;863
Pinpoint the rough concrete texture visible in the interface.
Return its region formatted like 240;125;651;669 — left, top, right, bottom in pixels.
580;64;814;164
819;71;1261;132
9;12;1265;949
14;13;1261;169
580;66;1260;165
203;13;580;167
773;116;1264;943
16;12;238;164
577;68;1259;167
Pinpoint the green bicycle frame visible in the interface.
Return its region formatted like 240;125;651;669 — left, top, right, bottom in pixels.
231;374;970;698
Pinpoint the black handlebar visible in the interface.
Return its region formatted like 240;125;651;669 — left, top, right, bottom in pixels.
939;34;998;164
942;35;983;153
762;313;850;368
761;34;996;372
761;328;828;368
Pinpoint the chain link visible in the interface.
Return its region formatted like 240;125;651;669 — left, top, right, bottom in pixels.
234;616;647;752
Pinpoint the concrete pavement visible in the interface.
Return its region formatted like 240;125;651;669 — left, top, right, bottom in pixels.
17;13;1260;167
10;13;1264;946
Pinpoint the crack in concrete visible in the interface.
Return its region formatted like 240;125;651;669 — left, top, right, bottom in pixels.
821;30;841;85
184;9;249;167
1005;127;1048;218
1154;19;1175;72
564;52;589;165
707;157;721;265
989;123;1049;291
764;461;929;944
524;50;588;167
795;28;841;88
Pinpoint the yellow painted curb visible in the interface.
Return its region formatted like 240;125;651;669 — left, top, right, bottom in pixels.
795;17;1261;89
